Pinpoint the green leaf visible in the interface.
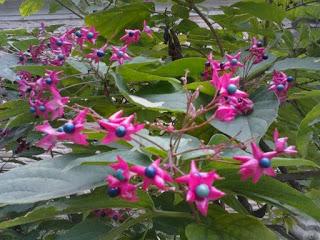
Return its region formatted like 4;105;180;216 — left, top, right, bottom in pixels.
13;39;39;51
186;81;215;96
186;224;219;240
0;51;18;81
172;4;189;19
208;88;279;143
269;57;320;72
297;103;320;157
272;157;320;168
0;155;111;205
0;100;29;121
0;188;153;229
216;169;320;221
231;1;286;23
85;3;154;40
289;90;320;100
19;0;45;16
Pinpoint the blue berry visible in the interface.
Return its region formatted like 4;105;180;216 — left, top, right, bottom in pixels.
75;30;82;38
257;41;263;47
117;51;124;58
195;184;210;198
259;157;271;168
287;76;294;83
45;77;52;85
39;105;46;112
56;40;63;47
227;84;237;95
63;122;75;134
19;56;25;61
115;126;126;137
230;58;238;66
107;187;120;198
15;76;21;81
276;84;285;92
262;54;268;60
30;106;36;113
128;31;134;37
114;169;125;181
87;32;94;39
57;54;65;60
205;61;210;67
57;127;64;132
220;62;225;69
96;50;105;58
144;166;157;178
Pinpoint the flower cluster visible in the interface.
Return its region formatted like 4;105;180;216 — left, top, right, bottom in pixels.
204;52;254;121
269;70;294;102
234;129;297;183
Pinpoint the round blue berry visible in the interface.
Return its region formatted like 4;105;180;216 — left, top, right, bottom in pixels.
19;56;25;61
220;62;225;69
87;32;94;39
39;105;46;112
205;61;210;67
287;76;294;83
112;215;119;221
117;51;124;58
57;54;65;60
128;31;134;37
144;166;157;178
107;187;120;198
114;169;125;181
29;106;36;113
96;50;105;58
195;184;210;198
259;157;271;168
56;40;63;47
227;84;237;95
63;122;75;134
15;76;21;81
257;41;263;47
276;84;285;92
75;30;82;38
115;126;126;137
45;77;52;85
57;127;64;132
230;58;238;66
262;54;268;60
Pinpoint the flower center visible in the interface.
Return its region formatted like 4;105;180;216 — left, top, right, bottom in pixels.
107;187;120;198
262;54;268;60
220;62;225;69
257;41;263;47
227;84;237;95
276;84;285;92
56;39;63;47
87;32;94;39
195;184;210;198
205;61;210;67
287;76;294;83
75;31;82;38
30;107;36;113
230;58;238;66
45;77;52;85
259;157;271;168
63;122;75;134
115;126;126;137
97;50;105;58
117;51;124;57
114;169;126;181
144;166;157;178
57;54;65;60
128;31;134;37
39;105;46;112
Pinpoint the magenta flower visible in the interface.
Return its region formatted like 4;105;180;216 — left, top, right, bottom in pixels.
30;99;49;119
273;129;297;155
224;52;243;72
106;155;138;201
50;50;66;66
49;35;72;56
234;142;278;183
86;44;108;63
36;109;89;150
143;20;153;38
214;100;237;122
268;70;292;102
131;159;173;190
176;161;225;216
80;27;99;44
120;29;141;45
98;112;144;144
110;45;131;65
36;70;62;89
249;37;266;64
45;87;69;120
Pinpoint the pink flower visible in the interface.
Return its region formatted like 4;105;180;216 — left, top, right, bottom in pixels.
176;161;225;216
268;70;291;102
234;142;278;183
224;52;243;72
36;109;89;150
230;96;254;115
81;27;99;44
36;70;62;89
86;44;108;63
50;50;66;66
49;35;72;56
120;29;141;45
30;99;49;119
106;155;138;201
98;111;144;144
131;159;173;190
214;100;237;122
45;87;69;120
273;129;297;155
249;37;266;64
143;20;153;37
110;45;131;65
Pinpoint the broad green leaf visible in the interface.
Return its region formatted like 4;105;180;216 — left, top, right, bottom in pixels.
13;39;39;51
289;90;320;100
216;169;320;221
0;155;111;205
85;3;154;40
0;51;18;81
272;157;320;168
208;88;279;143
0;188;153;229
269;57;320;72
172;4;189;19
19;0;45;16
0;100;29;121
297;103;320;157
186;81;215;96
231;1;286;23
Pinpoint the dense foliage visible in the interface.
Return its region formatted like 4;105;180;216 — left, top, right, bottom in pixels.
0;0;320;239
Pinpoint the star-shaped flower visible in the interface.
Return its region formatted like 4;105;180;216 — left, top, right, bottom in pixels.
176;161;225;216
45;87;69;120
224;52;243;71
110;45;131;65
86;44;108;63
143;20;153;38
120;29;141;45
273;129;297;155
